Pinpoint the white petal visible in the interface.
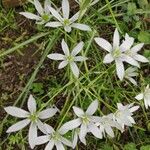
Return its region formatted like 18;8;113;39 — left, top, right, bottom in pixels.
129;106;139;112
86;100;98;115
72;132;78;149
70;62;80;78
45;140;55;150
61;39;70;56
28;123;37;149
37;120;47;134
120;34;134;51
58;61;68;69
6;119;30;133
127;77;137;86
115;59;125;81
128;116;135;124
135;93;144;100
74;56;87;62
71;23;91;31
48;6;63;22
131;43;144;53
88;124;102;139
28;95;36;113
4;107;29;118
73;106;84;117
94;37;112;52
103;53;114;64
79;124;87;145
62;0;70;19
105;126;114;137
56;141;65;150
133;54;149;63
64;26;72;32
44;0;51;14
19;12;41;20
71;41;84;56
45;22;62;27
34;0;44;15
59;118;81;134
113;28;120;49
47;53;65;60
70;12;79;22
61;137;72;147
123;55;140;68
34;135;49;145
39;108;58;119
44;124;55;134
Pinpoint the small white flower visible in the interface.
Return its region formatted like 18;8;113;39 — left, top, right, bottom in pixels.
121;34;149;63
35;124;72;150
47;39;87;78
94;28;142;81
59;100;102;145
4;95;58;149
135;85;150;109
124;67;138;86
45;0;91;32
95;114;122;138
75;0;99;6
20;0;51;24
113;103;139;129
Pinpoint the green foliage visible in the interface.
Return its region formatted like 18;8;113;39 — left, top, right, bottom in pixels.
31;82;44;95
138;31;150;44
124;143;137;150
140;145;150;150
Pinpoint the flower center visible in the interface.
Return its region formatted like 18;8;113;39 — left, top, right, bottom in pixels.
51;132;61;141
63;19;71;26
81;115;90;124
115;110;122;118
29;113;38;122
42;14;50;21
66;55;74;62
112;49;121;58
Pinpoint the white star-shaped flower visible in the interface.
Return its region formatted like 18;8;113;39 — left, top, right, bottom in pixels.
20;0;51;24
94;28;142;81
4;95;58;149
47;39;87;78
121;34;149;64
58;100;102;145
35;124;72;150
124;67;138;86
95;114;122;138
113;103;139;129
45;0;91;32
135;85;150;109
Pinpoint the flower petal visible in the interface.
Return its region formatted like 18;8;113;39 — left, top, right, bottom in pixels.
105;125;114;137
115;59;125;81
34;0;44;15
70;62;80;78
135;93;144;100
71;23;91;31
37;120;47;134
44;0;51;14
34;135;49;145
62;0;70;19
28;95;36;113
4;107;29;118
64;26;72;32
94;37;112;52
59;118;81;134
39;108;58;119
47;53;65;60
58;61;68;69
6;119;30;133
61;137;72;147
79;124;87;145
45;22;62;27
70;12;79;22
73;106;84;117
113;28;120;49
19;12;41;20
86;100;98;115
45;140;55;150
28;123;37;149
131;43;144;53
61;39;70;56
56;141;65;150
44;124;55;134
133;54;149;63
48;6;63;22
74;56;87;62
72;132;78;149
103;53;114;64
71;41;84;56
127;77;137;86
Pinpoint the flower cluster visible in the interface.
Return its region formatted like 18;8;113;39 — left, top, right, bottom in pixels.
4;0;150;149
5;97;139;149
